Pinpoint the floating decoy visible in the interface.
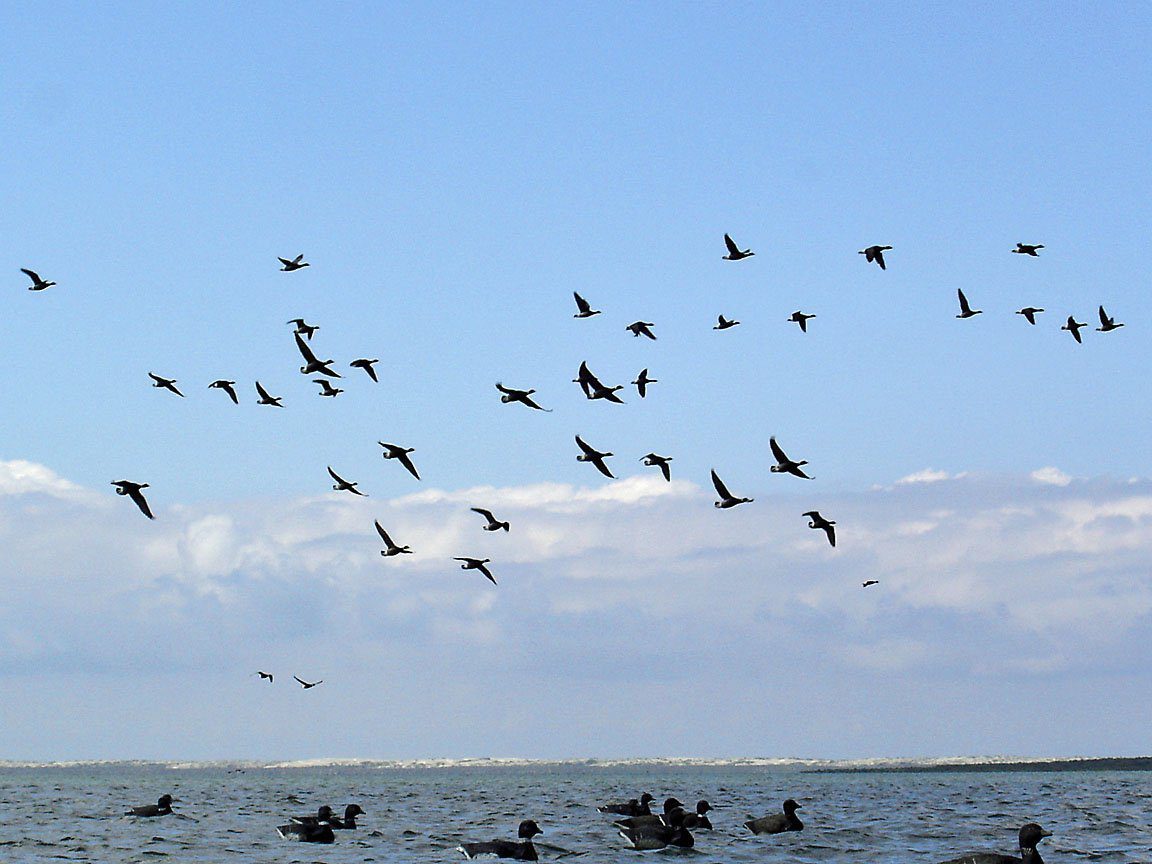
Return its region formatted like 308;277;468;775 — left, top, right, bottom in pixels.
712;469;752;508
294;333;341;377
127;794;173;817
455;557;496;585
572;291;601;318
1097;305;1123;332
458;820;542;861
496;382;551;411
327;466;365;496
1016;307;1044;325
862;580;879;588
626;321;657;340
715;314;740;330
575;435;614;478
256;671;274;682
723;233;754;260
350;358;379;381
208;379;239;404
255;380;283;407
632;368;656;398
789;311;816;332
279;254;309;271
1061;315;1087;344
148;372;184;397
378;442;420;479
112;480;155;520
938;823;1052;864
1012;243;1044;257
956;289;982;319
745;799;803;835
770;436;813;479
293;676;323;689
286;318;319;340
803;510;836;547
471;507;510;532
20;268;56;291
375;521;412;556
641;453;672;482
314;379;343;397
599;792;655;816
859;245;892;269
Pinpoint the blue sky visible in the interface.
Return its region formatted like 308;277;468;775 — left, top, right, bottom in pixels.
1;4;1150;760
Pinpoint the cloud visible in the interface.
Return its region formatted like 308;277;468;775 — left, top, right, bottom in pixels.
1031;466;1073;487
894;468;953;485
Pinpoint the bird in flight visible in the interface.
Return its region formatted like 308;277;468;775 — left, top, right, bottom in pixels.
256;671;274;683
788;311;816;332
496;382;551;411
294;333;341;378
632;368;656;398
314;379;343;397
471;507;510;532
286;318;319;340
712;470;752;508
770;436;813;479
148;372;184;397
1012;243;1044;256
208;379;239;404
1097;305;1123;332
455;557;497;585
1016;307;1044;325
255;380;283;407
859;245;892;269
21;268;56;291
294;676;323;689
112;480;155;519
802;510;836;547
375;521;412;556
862;580;879;588
572;291;601;318
714;315;740;330
956;289;982;319
327;466;366;496
379;442;420;480
279;254;310;271
575;435;615;478
1062;315;1087;344
723;233;754;260
641;453;673;482
627;321;657;340
575;361;625;403
350;358;379;381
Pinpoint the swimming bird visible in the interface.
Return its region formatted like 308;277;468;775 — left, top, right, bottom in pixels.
688;801;714;830
803;510;836;547
859;245;892;269
572;291;600;318
375;521;412;556
575;435;614;478
599;792;655;816
789;311;816;332
148;372;184;397
255;380;283;407
328;804;365;829
455;557;496;585
632;368;656;398
715;314;740;330
458;820;542;860
378;442;420;479
288;805;334;825
350;358;379;381
295;333;341;377
956;289;982;319
279;254;309;271
723;233;754;260
21;268;56;291
1012;243;1044;257
863;580;879;588
612;797;685;829
208;379;239;404
327;466;365;496
938;822;1052;864
314;379;343;397
496;382;551;411
618;822;693;850
1097;305;1123;332
286;318;319;340
277;812;334;843
712;470;752;508
293;676;323;689
1016;307;1044;325
127;794;173;817
1061;315;1087;343
256;671;273;682
745;799;803;834
770;436;813;479
112;480;155;520
627;321;657;340
641;453;672;482
471;507;510;532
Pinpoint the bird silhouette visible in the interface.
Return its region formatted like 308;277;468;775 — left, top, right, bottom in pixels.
770;436;813;479
1016;307;1044;325
745;799;803;835
327;466;366;496
256;671;274;683
148;372;184;397
496;382;551;411
714;314;740;330
1062;315;1087;343
255;380;283;407
293;676;323;689
572;291;601;318
712;470;752;508
641;453;672;482
378;442;420;479
956;289;982;319
1097;305;1123;332
632;368;656;398
286;318;319;340
723;233;754;260
21;268;56;291
862;580;880;588
128;795;174;817
458;819;543;860
375;521;412;556
803;510;836;547
937;822;1052;864
279;254;309;271
859;245;892;269
294;333;341;378
1012;243;1044;256
314;379;343;397
788;311;816;332
350;358;379;381
471;507;510;532
112;480;155;519
455;557;497;585
575;435;614;478
208;379;239;404
626;321;657;340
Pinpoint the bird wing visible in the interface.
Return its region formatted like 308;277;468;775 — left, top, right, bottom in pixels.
724;233;739;256
21;268;41;282
294;332;321;364
770;437;788;463
471;507;495;523
826;524;836;547
711;470;732;500
129;487;155;519
792;465;814;479
327;466;347;484
875;249;886;269
592;456;615;478
476;562;497;584
573;291;591;313
575;435;596;456
396;451;420;480
1098;305;1109;326
374;521;396;547
222;382;238;403
659;461;670;482
798;316;808;332
958;289;970;313
278;257;292;267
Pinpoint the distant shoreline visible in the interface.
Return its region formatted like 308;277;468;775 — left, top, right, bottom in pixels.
806;756;1152;773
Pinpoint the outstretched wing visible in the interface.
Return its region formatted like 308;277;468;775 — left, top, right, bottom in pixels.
129;487;155;520
475;562;497;585
573;291;592;314
711;470;732;500
374;520;394;546
724;233;739;256
1098;305;1109;326
294;332;320;364
396;451;420;480
770;436;788;463
327;466;347;484
20;268;41;282
471;507;495;523
575;434;597;457
659;461;670;482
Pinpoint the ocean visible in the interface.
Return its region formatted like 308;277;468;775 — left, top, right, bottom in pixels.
1;759;1149;862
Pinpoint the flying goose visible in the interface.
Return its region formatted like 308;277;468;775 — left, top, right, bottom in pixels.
471;507;510;532
378;442;420;480
632;368;656;398
208;379;239;404
956;289;982;319
859;245;892;269
1016;307;1044;325
572;291;600;318
294;332;341;377
112;480;155;520
1012;243;1044;256
1061;315;1087;343
279;254;309;271
770;436;813;479
148;372;184;397
293;676;323;689
788;311;816;332
374;521;412;556
1097;305;1123;332
496;382;551;411
256;671;274;682
314;379;343;397
626;321;657;340
327;466;365;496
575;435;614;478
714;314;740;330
455;557;497;585
350;358;379;381
723;233;754;260
286;318;319;340
255;380;283;406
712;470;752;508
641;453;672;482
803;510;836;547
21;268;56;291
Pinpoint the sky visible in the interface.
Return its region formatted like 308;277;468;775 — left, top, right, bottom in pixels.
1;3;1150;761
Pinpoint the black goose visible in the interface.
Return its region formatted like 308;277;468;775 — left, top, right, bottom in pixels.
956;289;982;319
314;379;343;397
458;819;542;860
327;466;366;496
496;382;551;411
641;453;672;482
745;798;803;834
938;823;1052;864
789;311;816;332
1012;243;1044;257
148;372;184;397
471;507;510;532
375;521;412;556
803;510;836;547
455;557;497;585
714;314;740;329
1061;315;1087;344
1097;305;1123;332
626;321;657;340
112;480;155;520
575;435;614;478
572;291;601;318
598;792;655;816
859;245;892;269
127;794;173;817
279;254;310;271
712;470;752;508
723;233;754;260
21;268;56;291
208;379;239;404
1016;307;1044;325
255;381;283;407
632;368;656;398
286;318;319;340
350;358;380;381
294;333;340;378
379;442;420;479
770;436;813;479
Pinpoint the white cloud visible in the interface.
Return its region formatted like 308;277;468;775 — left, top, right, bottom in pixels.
894;468;952;485
1031;466;1073;486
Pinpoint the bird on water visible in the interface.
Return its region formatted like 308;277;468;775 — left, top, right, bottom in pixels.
937;822;1052;864
458;819;543;860
127;794;173;817
745;799;804;835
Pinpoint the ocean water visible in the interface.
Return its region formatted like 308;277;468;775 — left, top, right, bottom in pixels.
1;760;1149;862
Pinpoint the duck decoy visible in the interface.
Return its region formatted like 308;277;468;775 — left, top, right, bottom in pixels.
279;254;309;271
723;233;754;260
293;676;323;689
572;291;600;318
127;794;173;817
938;822;1052;864
575;435;614;478
770;436;813;479
803;511;836;547
471;507;510;532
327;466;365;496
458;819;542;860
350;358;379;381
256;671;274;682
1012;243;1044;257
641;453;672;482
626;321;657;340
598;792;655;816
314;379;343;397
286;318;319;340
1061;315;1087;343
295;333;341;378
859;245;892;269
788;311;816;332
148;372;184;397
1016;307;1044;325
632;368;656;398
378;442;420;480
496;382;551;411
956;289;982;319
862;580;880;588
715;314;740;330
375;521;412;556
745;799;803;834
712;470;752;508
112;480;155;520
455;557;497;585
208;379;239;404
1097;305;1123;332
21;268;56;291
255;380;283;407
